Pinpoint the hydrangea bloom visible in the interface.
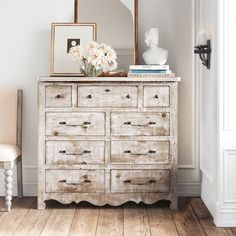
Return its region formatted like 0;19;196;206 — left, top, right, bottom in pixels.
69;41;118;76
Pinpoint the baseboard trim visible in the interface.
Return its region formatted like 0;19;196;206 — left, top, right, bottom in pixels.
201;183;216;218
202;179;236;227
0;166;201;197
177;181;201;197
215;204;236;227
0;181;201;197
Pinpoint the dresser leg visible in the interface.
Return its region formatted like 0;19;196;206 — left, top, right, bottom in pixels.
169;198;178;210
37;199;46;209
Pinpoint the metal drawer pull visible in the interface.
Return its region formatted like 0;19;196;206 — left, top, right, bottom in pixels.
55;94;63;99
123;178;157;185
123;121;156;126
105;89;110;92
87;94;92;99
162;113;167;118
58;121;91;128
124;150;156;155
59;150;91;155
154;95;159;99
59;179;91;185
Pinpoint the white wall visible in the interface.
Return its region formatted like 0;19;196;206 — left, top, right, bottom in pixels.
0;0;200;196
139;0;201;196
0;0;74;195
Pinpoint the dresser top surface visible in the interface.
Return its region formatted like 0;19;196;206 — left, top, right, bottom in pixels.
37;77;181;82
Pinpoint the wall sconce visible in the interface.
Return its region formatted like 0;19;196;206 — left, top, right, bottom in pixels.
194;40;211;69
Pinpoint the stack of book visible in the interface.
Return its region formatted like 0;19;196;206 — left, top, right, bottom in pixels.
128;65;175;78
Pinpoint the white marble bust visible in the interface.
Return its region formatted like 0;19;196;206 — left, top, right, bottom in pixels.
143;28;168;65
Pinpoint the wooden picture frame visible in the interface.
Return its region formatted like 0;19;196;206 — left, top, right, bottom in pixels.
134;0;138;65
50;23;97;77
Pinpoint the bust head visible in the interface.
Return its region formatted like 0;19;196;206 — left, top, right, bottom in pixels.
144;28;159;48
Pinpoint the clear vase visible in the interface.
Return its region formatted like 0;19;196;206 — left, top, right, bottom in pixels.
80;64;102;77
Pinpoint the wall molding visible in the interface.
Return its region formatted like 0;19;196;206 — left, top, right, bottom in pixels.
201;166;214;184
191;0;198;170
215;203;236;227
201;180;216;220
224;150;236;203
178;0;200;173
177;181;201;197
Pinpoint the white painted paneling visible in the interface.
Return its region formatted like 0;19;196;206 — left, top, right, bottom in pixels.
199;0;217;185
200;0;236;226
224;0;236;131
0;0;200;196
224;151;236;202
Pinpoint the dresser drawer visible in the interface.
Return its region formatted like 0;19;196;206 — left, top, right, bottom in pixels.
111;113;170;136
46;170;105;193
111;141;170;164
111;170;170;193
45;85;72;107
46;141;105;165
144;86;170;108
77;86;138;107
46;112;105;136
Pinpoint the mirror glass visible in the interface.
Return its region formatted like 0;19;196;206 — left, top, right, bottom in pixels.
78;0;136;72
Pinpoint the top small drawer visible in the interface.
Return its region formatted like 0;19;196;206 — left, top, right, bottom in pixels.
144;86;170;107
78;86;138;108
45;85;72;107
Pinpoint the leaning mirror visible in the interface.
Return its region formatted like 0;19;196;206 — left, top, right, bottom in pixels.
78;0;138;73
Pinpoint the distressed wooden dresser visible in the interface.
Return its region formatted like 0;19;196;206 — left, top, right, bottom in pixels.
37;77;180;209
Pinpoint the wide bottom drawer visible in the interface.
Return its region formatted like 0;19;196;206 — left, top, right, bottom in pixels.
111;170;170;193
45;170;105;193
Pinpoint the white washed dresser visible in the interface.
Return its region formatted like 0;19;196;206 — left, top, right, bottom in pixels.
37;77;180;209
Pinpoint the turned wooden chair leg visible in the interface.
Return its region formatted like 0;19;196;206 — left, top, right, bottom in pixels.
17;156;23;198
4;168;13;212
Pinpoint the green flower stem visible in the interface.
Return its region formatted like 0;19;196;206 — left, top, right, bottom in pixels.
80;63;102;77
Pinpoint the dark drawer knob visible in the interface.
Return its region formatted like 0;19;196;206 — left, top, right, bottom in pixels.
126;94;130;99
83;121;91;125
148;122;156;125
105;89;110;92
87;95;92;99
56;94;62;99
154;95;159;99
124;121;131;125
148;150;156;154
124;180;131;184
162;113;167;118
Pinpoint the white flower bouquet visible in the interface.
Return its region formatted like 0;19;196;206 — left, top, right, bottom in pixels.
69;41;118;77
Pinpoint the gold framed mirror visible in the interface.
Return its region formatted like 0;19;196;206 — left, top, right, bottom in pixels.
76;0;138;72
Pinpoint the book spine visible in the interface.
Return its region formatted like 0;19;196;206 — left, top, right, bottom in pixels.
129;70;168;74
128;73;176;78
129;65;170;70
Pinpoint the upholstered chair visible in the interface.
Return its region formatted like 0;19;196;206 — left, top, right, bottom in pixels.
0;89;23;211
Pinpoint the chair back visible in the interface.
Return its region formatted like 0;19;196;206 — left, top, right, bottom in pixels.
0;89;23;147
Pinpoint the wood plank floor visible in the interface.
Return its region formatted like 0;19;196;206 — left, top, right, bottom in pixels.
0;197;235;236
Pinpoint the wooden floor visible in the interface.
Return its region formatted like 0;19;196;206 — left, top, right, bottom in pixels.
0;197;235;236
